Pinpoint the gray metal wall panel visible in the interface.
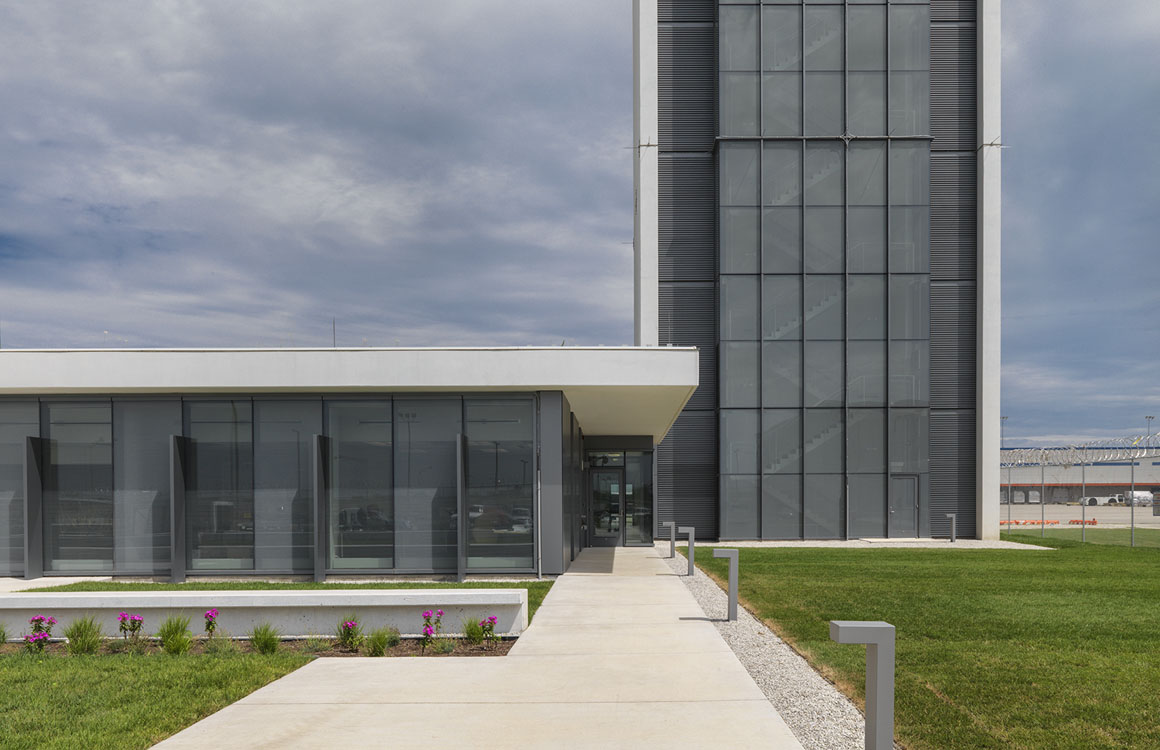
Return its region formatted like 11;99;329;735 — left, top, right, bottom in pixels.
658;0;714;24
931;0;978;23
931;25;977;153
931;153;977;281
930;410;977;537
659;25;716;153
656;410;718;540
538;392;565;575
659;282;717;411
659;154;715;281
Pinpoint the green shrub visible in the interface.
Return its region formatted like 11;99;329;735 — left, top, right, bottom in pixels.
204;631;240;655
462;618;485;645
0;622;8;645
365;627;400;657
335;614;364;651
250;623;281;655
303;635;332;653
432;638;455;655
64;615;104;655
157;615;193;655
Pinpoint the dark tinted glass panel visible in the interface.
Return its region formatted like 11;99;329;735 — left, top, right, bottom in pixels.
804;474;844;539
803;6;843;71
327;400;393;570
762;72;802;136
254;400;321;572
848;6;886;71
848;475;887;538
848;341;887;407
763;276;803;340
721;142;761;206
804;342;844;407
804;207;844;273
722;475;760;539
721;275;760;341
891;340;931;407
803;72;843;136
849;207;887;273
890;275;930;339
625;452;653;546
465;399;534;568
762;341;802;408
848;142;887;205
721;207;760;274
803;275;844;339
0;402;36;576
763;142;803;206
889;207;930;273
848;73;887;136
763;6;802;72
762;474;801;540
185;401;254;571
722;342;761;409
804;143;844;205
804;409;843;473
763;409;802;475
43;402;113;572
848;409;886;473
721;72;760;136
889;71;930;136
763;208;803;273
890;409;929;474
395;399;460;571
722;410;760;475
848;275;887;340
113;401;180;574
720;5;759;71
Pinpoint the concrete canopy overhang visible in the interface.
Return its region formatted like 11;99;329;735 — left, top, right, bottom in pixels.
0;347;699;443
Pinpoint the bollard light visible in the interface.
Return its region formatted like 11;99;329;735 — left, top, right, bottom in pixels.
712;548;739;621
663;521;677;559
678;526;695;576
946;513;957;543
830;621;895;750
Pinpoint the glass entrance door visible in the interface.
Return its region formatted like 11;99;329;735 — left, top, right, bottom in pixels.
589;468;623;547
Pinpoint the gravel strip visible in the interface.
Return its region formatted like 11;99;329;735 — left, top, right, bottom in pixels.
660;547;870;750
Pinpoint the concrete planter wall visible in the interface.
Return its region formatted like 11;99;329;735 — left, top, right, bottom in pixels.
0;589;528;640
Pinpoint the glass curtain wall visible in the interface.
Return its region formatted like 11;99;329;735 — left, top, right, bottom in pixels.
0;402;38;575
718;0;931;539
464;399;534;569
185;401;254;571
394;399;460;571
327;400;394;570
113;401;180;574
254;400;321;572
42;402;114;572
625;452;654;545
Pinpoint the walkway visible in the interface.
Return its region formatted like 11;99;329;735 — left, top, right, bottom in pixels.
156;546;803;748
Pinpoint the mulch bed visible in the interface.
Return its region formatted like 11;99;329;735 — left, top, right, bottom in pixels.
0;637;514;658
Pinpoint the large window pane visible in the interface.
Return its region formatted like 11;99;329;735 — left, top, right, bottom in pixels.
762;474;801;540
848;6;886;71
891;341;931;407
849;475;887;538
763;409;802;475
722;410;760;475
848;275;887;340
763;6;803;71
848;409;886;473
763;275;803;340
890;275;930;339
721;142;761;206
803;72;843;136
890;71;930;136
890;409;929;474
395;399;461;571
890;5;931;72
804;409;843;473
804;275;844;339
720;5;759;71
762;72;803;136
763;341;802;408
849;73;887;136
763;207;803;273
722;342;761;409
848;142;887;206
849;207;887;273
804;207;844;273
763;142;802;206
805;142;844;205
848;341;887;407
804;342;844;407
43;402;113;572
113;401;180;574
0;402;37;576
721;72;760;136
803;6;843;71
890;142;930;205
327;400;393;570
722;275;760;341
721;207;760;274
804;474;844;539
465;399;534;569
889;206;930;273
625;452;653;546
722;475;760;539
254;400;320;572
186;401;254;571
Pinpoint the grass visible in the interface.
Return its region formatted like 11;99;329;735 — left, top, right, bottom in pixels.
687;536;1160;750
0;652;310;749
156;615;193;656
1001;526;1160;548
63;616;104;656
28;580;553;620
365;626;400;656
250;623;281;655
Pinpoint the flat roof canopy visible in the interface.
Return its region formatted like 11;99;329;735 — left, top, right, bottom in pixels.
0;347;699;443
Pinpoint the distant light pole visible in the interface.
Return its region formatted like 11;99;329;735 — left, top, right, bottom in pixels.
1001;416;1011;527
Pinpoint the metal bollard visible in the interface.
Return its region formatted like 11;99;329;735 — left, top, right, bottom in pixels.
946;513;957;543
712;548;739;621
678;526;695;576
830;621;895;750
663;521;677;559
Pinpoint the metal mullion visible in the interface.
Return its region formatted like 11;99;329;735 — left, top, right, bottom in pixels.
842;0;850;542
885;0;894;539
756;2;765;540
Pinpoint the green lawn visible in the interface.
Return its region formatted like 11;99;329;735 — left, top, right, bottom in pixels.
688;536;1160;750
1001;527;1160;548
26;580;554;620
0;652;310;749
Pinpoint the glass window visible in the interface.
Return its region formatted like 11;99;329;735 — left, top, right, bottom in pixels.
0;402;37;576
762;474;801;540
722;342;761;409
804;275;844;339
849;207;887;273
763;207;803;273
762;72;803;136
721;410;760;475
848;6;886;71
848;475;886;538
890;409;929;474
848;409;886;473
890;275;930;339
721;207;760;274
804;474;844;539
890;5;931;72
762;341;802;408
803;72;843;136
327;400;393;570
889;71;930;136
465;399;534;569
889;206;930;273
254;400;321;572
722;475;760;539
763;409;802;475
394;399;461;571
625;452;653;546
763;275;803;340
721;275;760;341
763;6;803;71
803;6;843;71
43;402;113;573
721;72;760;136
588;451;624;468
113;401;180;574
804;342;844;408
763;142;803;206
804;142;844;206
891;341;931;407
890;142;930;206
721;142;761;206
185;401;254;571
848;275;887;340
720;5;760;71
848;341;887;407
848;142;887;206
804;409;843;474
804;207;844;274
848;73;887;136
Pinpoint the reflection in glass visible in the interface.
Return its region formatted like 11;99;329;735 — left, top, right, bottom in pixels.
625;452;653;546
43;403;113;572
395;400;460;571
254;401;320;572
0;403;36;576
327;401;393;570
186;401;254;571
113;401;180;574
465;399;534;569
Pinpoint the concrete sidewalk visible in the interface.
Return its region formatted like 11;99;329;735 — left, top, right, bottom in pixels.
156;546;803;749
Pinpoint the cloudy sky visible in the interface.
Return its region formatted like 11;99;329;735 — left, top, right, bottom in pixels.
0;2;1157;446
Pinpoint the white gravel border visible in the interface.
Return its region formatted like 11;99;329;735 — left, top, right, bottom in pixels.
660;546;871;750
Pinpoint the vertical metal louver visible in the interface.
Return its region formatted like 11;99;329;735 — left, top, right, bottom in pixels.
659;282;717;411
930;410;977;537
930;0;978;23
659;155;715;281
656;410;719;539
930;282;977;410
658;25;716;153
931;153;977;281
